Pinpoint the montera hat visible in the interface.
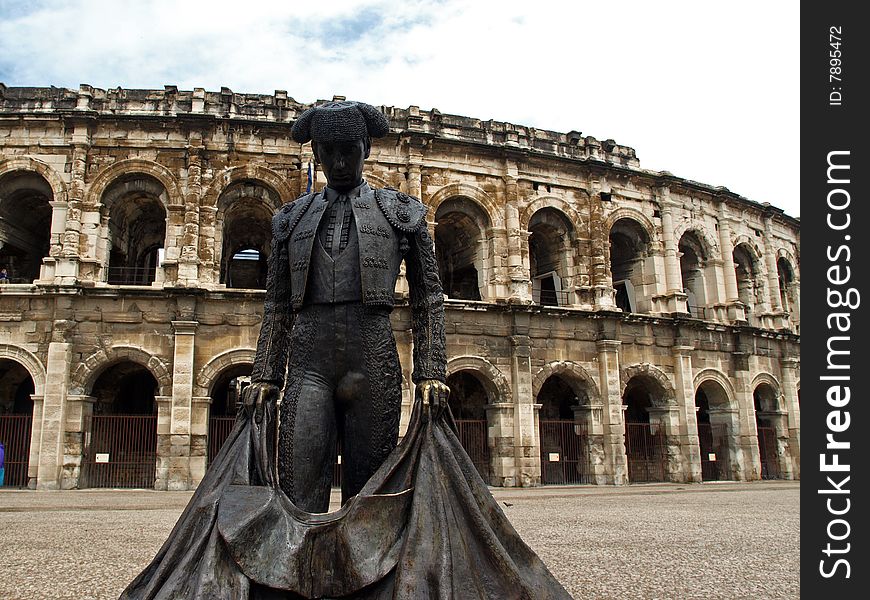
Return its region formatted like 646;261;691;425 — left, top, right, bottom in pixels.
291;101;390;144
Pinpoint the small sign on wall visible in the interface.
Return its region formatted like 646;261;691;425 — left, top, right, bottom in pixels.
337;455;342;464
548;453;560;462
708;453;717;462
96;453;110;463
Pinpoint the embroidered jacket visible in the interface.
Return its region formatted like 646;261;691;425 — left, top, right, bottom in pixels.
251;184;447;387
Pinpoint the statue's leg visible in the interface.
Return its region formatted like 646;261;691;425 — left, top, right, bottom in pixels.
277;307;336;513
337;305;402;504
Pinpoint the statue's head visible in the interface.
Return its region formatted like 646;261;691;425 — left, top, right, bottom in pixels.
291;101;390;192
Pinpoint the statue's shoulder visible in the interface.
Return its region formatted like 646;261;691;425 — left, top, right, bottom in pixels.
374;187;428;233
273;192;316;241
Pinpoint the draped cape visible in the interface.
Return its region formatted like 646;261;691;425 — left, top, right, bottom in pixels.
119;400;573;599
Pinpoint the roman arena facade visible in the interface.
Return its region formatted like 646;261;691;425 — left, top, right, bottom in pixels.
0;84;799;490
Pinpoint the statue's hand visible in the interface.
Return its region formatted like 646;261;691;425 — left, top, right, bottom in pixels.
417;379;450;418
243;381;280;424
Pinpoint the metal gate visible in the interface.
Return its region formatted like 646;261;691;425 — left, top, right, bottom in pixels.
82;415;157;488
0;415;32;487
624;422;667;483
455;419;491;484
757;426;781;479
697;423;730;481
208;416;237;465
540;420;592;485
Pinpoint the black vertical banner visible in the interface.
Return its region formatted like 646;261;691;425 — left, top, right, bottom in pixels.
802;4;869;598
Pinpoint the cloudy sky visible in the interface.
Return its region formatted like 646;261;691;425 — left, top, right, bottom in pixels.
0;0;800;217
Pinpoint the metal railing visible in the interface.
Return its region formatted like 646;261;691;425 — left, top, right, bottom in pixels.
540;420;592;485
0;415;32;487
107;266;156;285
624;422;667;483
756;426;782;480
81;414;157;488
455;419;492;485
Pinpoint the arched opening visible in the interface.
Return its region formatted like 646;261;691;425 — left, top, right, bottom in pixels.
733;244;763;320
777;257;799;329
537;374;592;484
82;361;158;488
528;208;574;306
446;370;492;483
435;197;489;301
622;376;669;482
0;359;35;487
609;218;651;313
103;175;168;285
217;182;275;289
695;380;736;481
208;363;252;465
678;231;708;318
0;171;53;283
754;383;783;480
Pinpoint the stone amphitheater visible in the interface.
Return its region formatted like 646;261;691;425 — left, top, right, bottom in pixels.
0;84;799;492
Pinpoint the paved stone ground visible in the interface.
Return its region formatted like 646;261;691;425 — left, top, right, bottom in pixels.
0;481;799;599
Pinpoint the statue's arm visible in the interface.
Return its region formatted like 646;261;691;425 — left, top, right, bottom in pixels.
251;233;294;388
405;224;448;385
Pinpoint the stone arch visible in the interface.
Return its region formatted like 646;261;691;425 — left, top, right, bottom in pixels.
776;247;799;275
519;197;583;233
532;361;599;405
86;158;182;209
195;348;256;397
202;164;294;209
0;157;68;202
731;235;763;260
70;345;172;397
0;344;46;396
620;363;676;406
604;208;657;243
693;368;737;406
446;355;512;405
673;222;719;259
427;183;502;229
362;172;389;190
749;373;782;397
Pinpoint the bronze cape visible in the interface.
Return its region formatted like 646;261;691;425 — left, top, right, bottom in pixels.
119;400;573;600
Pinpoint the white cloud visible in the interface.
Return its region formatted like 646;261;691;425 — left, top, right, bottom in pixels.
0;0;799;216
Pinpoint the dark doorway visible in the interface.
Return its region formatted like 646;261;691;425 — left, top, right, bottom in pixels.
0;359;35;487
537;375;591;484
446;371;492;484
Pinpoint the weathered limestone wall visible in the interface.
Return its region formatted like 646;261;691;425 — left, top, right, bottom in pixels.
0;85;799;490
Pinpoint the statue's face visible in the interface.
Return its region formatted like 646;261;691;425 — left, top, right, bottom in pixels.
313;138;370;192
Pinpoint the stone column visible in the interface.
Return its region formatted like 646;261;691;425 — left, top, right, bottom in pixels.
35;330;73;489
510;312;538;486
573;403;607;484
27;394;44;489
504;173;531;303
39;200;69;283
780;358;800;478
168;320;198;490
60;394;95;489
176;144;203;285
59;128;90;281
596;338;627;484
658;189;688;313
761;216;788;329
717;206;746;323
732;349;761;480
672;344;702;482
154;395;172;490
190;396;211;485
485;402;517;486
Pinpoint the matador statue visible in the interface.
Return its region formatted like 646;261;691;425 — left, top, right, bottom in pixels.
243;100;450;513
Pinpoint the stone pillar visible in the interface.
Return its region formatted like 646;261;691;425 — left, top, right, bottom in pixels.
177;143;203;285
59;131;90;281
35;333;73;489
39;200;69;283
510;313;538;486
672;345;702;482
190;396;211;485
658;190;688;314
154;395;172;490
780;358;800;478
589;170;616;310
707;407;744;480
732;349;761;480
168;320;198;490
596;339;627;484
485;402;516;486
61;394;95;489
504;173;531;303
27;394;44;489
573;404;607;484
717;207;746;323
